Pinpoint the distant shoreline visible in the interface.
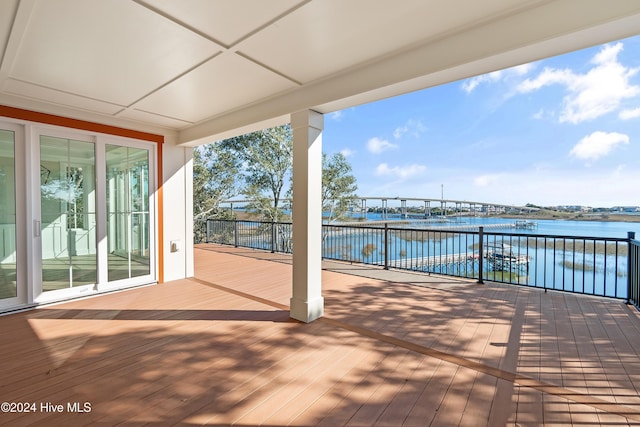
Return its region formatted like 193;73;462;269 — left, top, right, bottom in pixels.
499;213;640;223
233;209;640;223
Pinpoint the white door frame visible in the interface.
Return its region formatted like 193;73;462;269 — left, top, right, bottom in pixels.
0;121;25;310
0;117;159;312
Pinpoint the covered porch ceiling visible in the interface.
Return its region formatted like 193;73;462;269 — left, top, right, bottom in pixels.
1;0;640;145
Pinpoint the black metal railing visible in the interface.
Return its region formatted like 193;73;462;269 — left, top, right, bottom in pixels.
629;232;640;307
206;219;639;302
478;231;629;298
207;219;293;253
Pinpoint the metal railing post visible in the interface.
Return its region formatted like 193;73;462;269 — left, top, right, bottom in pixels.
271;222;276;253
477;226;484;284
628;231;636;304
234;220;239;248
205;219;210;243
384;222;389;270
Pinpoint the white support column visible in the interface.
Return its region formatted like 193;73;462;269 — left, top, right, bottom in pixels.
290;110;324;323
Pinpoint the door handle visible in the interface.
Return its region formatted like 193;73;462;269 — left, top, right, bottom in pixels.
34;220;41;237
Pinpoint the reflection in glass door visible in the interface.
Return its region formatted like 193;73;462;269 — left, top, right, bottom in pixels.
0;130;17;300
106;145;150;281
40;136;96;291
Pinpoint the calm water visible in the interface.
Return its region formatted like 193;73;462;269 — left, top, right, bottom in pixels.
323;213;640;298
227;210;639;297
358;213;640;238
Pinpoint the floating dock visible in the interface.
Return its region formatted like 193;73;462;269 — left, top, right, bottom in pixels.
515;220;538;229
382;246;530;272
383;252;479;270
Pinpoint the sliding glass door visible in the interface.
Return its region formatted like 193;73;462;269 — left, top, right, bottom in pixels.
0;129;17;302
0;120;157;311
39;136;97;292
106;145;150;282
33;131;155;303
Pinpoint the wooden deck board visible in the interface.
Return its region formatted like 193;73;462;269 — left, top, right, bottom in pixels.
1;244;640;425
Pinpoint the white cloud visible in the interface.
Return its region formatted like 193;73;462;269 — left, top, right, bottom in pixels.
517;43;640;123
569;131;629;161
461;62;535;93
361;165;640;207
375;163;426;179
517;68;573;93
532;108;545;120
512;63;534;76
460;168;640;206
473;174;501;187
340;148;355;157
592;42;621;65
619;107;640;120
367;137;397;154
462;70;503;93
393;126;408;140
329;111;344;121
393;119;427;139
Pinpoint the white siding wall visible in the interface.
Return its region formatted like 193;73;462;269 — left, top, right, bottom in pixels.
161;138;193;282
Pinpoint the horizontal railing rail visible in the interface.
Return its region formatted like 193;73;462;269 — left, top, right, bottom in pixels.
205;219;639;302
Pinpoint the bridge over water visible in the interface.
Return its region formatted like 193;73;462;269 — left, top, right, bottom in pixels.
221;196;539;220
354;196;540;220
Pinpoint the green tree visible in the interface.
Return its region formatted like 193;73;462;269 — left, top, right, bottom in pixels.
192;144;239;242
219;125;292;222
197;125;359;228
322;152;358;222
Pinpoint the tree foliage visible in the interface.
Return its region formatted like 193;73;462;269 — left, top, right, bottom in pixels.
192;144;239;242
218;125;293;222
193;124;359;237
322;152;358;222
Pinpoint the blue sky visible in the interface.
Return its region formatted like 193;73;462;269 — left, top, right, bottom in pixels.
323;35;640;208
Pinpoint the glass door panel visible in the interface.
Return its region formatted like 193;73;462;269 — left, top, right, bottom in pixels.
106;145;150;281
40;136;96;291
0;130;17;299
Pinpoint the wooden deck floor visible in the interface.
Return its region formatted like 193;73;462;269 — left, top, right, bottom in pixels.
2;244;640;426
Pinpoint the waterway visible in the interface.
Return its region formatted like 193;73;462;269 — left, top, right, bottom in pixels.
224;210;639;298
323;214;640;299
358;213;640;238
